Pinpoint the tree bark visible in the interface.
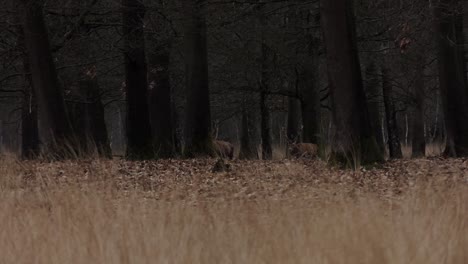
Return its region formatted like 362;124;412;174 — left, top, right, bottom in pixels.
122;0;154;159
321;0;383;165
184;0;214;157
20;63;40;159
434;0;468;157
149;49;175;158
412;61;426;158
172;104;183;156
364;62;385;150
81;76;112;158
19;0;74;157
65;79;111;159
381;67;403;159
16;18;40;159
300;64;320;145
301;99;320;144
260;90;272;160
287;96;301;144
239;104;259;160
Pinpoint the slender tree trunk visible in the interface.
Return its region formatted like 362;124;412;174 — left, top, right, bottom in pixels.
301;100;319;144
118;103;127;155
19;0;74;157
381;67;403;159
184;0;214;157
321;0;383;165
67;95;88;154
300;65;320;145
434;0;468;157
287;95;301;143
256;2;273;160
21;65;40;159
364;62;385;150
80;75;112;158
122;0;153;159
172;103;182;156
260;90;272;160
239;104;259;160
412;62;426;157
149;49;175;158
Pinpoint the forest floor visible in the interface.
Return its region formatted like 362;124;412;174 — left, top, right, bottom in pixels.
0;156;467;263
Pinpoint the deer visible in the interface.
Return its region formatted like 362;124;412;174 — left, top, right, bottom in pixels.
288;143;318;159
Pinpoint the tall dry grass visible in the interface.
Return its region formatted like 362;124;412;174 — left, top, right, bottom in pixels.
0;156;467;263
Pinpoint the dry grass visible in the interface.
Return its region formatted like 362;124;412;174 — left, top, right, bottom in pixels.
0;156;467;263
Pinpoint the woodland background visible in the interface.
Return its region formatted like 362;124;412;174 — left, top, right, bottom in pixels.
0;0;463;163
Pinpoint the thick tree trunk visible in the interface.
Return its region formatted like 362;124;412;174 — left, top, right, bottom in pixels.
149;49;175;158
122;0;154;159
184;0;214;157
300;65;320;145
381;67;403;159
239;104;259;160
321;0;383;165
434;0;468;157
364;62;385;150
412;63;426;158
16;20;39;159
19;0;73;156
260;90;272;160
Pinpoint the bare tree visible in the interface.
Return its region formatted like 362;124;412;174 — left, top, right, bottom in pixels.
321;0;383;165
434;0;468;157
16;20;40;159
149;48;175;158
239;103;259;160
381;66;402;158
184;0;214;157
19;0;74;157
412;58;426;158
122;0;154;159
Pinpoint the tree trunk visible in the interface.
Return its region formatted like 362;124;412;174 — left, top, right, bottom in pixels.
412;62;426;158
434;0;468;157
300;65;320;145
184;0;214;157
81;76;112;158
301;100;320;144
321;0;383;165
67;96;88;154
260;90;272;160
172;103;182;156
16;19;39;159
239;104;259;160
364;62;385;150
122;0;154;159
381;67;403;159
19;0;73;157
21;67;40;159
287;96;301;143
149;49;175;158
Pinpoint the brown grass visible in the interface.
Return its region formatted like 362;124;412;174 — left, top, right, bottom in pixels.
0;156;467;263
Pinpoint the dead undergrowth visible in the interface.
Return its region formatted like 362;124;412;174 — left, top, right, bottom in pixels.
0;157;467;263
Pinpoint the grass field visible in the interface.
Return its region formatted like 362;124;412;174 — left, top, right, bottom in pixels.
0;156;467;263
